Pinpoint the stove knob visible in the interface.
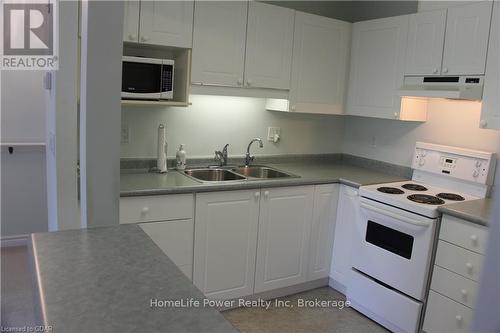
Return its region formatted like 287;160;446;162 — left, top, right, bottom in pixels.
419;158;425;166
475;160;482;167
473;169;480;178
421;150;427;157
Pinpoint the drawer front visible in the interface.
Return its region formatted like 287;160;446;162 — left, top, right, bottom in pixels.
435;240;483;282
430;265;479;308
440;215;488;254
423;291;473;333
120;194;194;223
140;219;194;268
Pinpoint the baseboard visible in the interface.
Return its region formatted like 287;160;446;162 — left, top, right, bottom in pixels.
1;234;29;247
219;277;329;311
328;277;347;295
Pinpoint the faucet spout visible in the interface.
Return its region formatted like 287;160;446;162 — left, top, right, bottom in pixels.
245;138;264;166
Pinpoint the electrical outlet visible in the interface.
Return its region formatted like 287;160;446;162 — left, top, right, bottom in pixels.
121;126;130;144
267;127;281;142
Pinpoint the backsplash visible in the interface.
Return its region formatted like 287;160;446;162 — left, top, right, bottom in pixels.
121;94;345;159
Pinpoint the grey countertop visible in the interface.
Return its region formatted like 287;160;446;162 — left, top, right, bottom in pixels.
438;198;493;227
120;161;409;197
30;224;236;333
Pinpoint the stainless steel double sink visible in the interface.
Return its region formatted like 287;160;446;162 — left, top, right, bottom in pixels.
183;165;298;182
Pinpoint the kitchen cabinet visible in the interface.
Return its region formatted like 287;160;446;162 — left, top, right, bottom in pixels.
140;220;194;280
123;1;140;42
193;190;260;300
289;12;351;115
191;1;248;87
481;1;500;130
244;2;295;90
308;184;339;281
123;1;194;48
346;15;409;120
423;214;486;333
330;185;359;292
442;1;493;76
254;186;314;293
405;10;447;75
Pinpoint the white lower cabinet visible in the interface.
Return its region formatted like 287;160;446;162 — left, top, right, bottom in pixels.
140;219;194;280
193;190;260;300
308;184;339;280
254;186;315;293
330;185;359;291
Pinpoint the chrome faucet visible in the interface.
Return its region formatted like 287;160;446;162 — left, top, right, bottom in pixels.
214;144;229;166
245;138;263;166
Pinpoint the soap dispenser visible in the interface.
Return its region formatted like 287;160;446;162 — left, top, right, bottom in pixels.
176;144;187;170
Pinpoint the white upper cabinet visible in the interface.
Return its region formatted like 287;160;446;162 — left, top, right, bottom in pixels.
346;15;409;119
244;2;295;90
123;1;140;42
139;1;194;48
405;10;446;75
191;1;248;87
442;1;493;75
254;186;314;293
193;190;260;300
308;184;338;281
289;12;351;115
481;1;500;130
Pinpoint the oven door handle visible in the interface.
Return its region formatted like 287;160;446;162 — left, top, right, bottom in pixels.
360;201;431;227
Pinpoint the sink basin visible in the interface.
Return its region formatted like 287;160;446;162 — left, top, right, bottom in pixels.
233;166;296;179
184;168;246;182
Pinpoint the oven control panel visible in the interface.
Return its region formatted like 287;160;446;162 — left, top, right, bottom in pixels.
412;142;496;185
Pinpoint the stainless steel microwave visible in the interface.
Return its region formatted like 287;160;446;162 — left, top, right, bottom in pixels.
121;56;174;100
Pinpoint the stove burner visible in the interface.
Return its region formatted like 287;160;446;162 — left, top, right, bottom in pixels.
402;183;428;191
377;187;405;194
407;194;445;205
436;193;465;201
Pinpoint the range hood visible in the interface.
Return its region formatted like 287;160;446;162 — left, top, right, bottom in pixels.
398;75;484;100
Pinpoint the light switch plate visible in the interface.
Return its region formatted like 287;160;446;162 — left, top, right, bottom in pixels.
267;127;281;142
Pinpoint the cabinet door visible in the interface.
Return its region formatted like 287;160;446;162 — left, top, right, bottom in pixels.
346;15;409;119
442;1;493;75
140;219;194;280
244;2;294;90
289;12;351;115
308;184;339;281
405;10;446;75
193;190;260;300
191;1;248;87
255;186;314;293
330;185;359;292
139;1;194;47
123;0;140;42
481;1;500;130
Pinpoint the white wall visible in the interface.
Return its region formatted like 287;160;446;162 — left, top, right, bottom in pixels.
121;95;345;159
343;99;500;184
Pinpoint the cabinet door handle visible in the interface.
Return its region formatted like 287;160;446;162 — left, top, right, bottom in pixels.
442;67;448;74
290;105;296;112
264;191;269;198
141;36;149;42
246;80;252;86
433;68;439;74
480;119;488;128
129;34;137;41
141;207;150;215
254;192;260;199
237;78;243;86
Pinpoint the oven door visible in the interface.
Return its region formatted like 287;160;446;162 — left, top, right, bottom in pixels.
352;197;437;300
122;56;162;100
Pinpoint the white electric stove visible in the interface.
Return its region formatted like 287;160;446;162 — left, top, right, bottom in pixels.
347;142;496;333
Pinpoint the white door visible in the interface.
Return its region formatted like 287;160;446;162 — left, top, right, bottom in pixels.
244;2;294;90
193;190;260;300
139;1;194;47
289;12;351;115
481;1;500;130
405;10;446;75
254;186;314;293
442;1;493;75
191;1;248;87
346;15;409;119
140;219;194;280
123;0;140;42
330;185;358;291
308;184;339;281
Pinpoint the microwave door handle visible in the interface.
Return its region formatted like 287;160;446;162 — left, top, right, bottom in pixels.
360;202;431;227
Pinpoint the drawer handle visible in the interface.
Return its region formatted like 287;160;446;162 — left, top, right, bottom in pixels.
470;235;478;245
456;315;463;326
461;289;468;299
141;207;150;215
465;262;473;274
